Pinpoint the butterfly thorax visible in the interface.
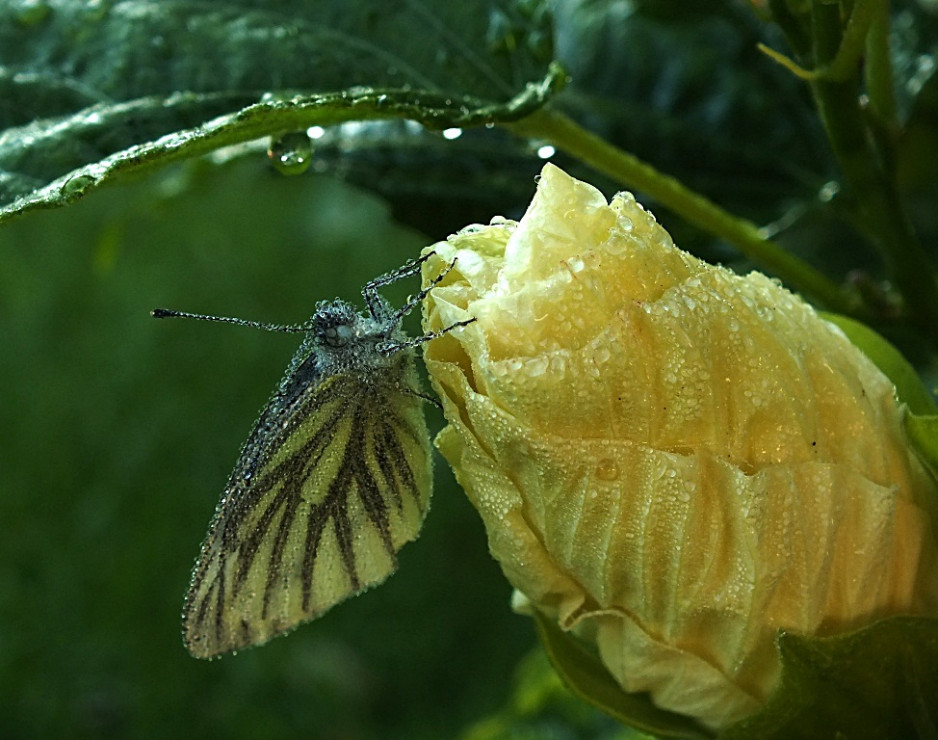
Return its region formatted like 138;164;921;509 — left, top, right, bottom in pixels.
296;298;409;381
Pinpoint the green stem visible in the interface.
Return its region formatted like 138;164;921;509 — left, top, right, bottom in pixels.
503;108;854;313
823;0;878;82
809;2;938;334
863;0;897;127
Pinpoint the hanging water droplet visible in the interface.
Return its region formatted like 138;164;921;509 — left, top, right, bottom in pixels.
61;173;96;196
267;131;313;175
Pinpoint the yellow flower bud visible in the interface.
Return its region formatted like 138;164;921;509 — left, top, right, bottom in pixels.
421;163;938;731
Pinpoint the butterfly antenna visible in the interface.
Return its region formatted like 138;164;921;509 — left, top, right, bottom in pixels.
150;308;308;333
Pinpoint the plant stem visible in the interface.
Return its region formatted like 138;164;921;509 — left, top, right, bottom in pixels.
503;108;855;314
809;2;938;335
862;0;897;127
823;0;878;82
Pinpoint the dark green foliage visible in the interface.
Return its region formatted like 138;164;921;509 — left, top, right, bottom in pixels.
0;160;533;738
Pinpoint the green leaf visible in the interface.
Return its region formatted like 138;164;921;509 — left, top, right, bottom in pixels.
720;616;938;739
460;649;641;740
820;312;937;415
0;0;562;224
531;610;714;740
907;413;938;482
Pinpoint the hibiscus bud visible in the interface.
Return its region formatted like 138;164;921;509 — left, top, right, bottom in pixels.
420;163;938;731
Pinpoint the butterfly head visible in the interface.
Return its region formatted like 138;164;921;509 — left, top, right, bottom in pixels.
311;300;364;348
304;299;408;380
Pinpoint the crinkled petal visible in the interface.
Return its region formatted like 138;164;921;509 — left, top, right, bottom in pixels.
421;163;938;730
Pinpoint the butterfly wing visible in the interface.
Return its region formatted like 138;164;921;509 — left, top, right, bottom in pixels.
183;361;432;658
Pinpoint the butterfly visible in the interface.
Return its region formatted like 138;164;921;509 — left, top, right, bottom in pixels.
152;253;471;658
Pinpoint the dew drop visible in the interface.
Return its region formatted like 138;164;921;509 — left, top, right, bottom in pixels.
535;144;555;159
818;181;840;202
61;173;96;196
603;233;628;256
267;131;313;175
550;355;567;377
596;458;619;481
524;356;549;377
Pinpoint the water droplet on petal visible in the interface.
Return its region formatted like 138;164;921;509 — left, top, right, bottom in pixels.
595;458;620;481
524;356;549;377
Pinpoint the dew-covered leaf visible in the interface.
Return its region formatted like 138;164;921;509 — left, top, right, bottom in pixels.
0;0;561;224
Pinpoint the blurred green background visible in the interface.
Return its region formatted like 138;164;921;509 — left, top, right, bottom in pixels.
0;155;540;739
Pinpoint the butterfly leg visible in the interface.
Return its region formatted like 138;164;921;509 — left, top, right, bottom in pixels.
401;388;444;410
378;317;476;356
378;254;467;335
362;252;435;320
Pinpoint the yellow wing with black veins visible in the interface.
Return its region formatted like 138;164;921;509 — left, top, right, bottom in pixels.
183;369;432;659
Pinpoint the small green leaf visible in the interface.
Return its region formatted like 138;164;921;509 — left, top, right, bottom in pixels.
531;610;714;739
907;413;938;482
720;617;938;739
0;0;562;224
460;649;639;739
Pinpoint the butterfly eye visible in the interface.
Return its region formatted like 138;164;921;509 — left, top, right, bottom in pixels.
312;305;356;347
320;323;353;347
